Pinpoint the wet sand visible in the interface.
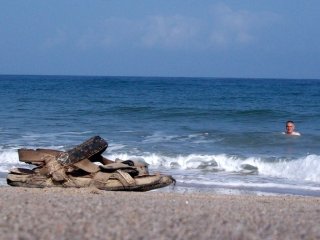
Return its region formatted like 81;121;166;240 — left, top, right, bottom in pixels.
0;186;319;240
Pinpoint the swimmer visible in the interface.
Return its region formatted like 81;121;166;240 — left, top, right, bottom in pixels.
283;120;301;136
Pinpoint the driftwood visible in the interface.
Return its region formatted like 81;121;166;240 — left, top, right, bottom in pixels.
7;136;175;192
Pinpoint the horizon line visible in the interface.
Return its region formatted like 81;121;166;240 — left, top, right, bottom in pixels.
0;73;319;81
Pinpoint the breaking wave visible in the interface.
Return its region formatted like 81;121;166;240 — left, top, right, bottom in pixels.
106;152;320;183
1;150;319;184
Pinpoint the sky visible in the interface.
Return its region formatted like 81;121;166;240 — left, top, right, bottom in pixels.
1;1;320;79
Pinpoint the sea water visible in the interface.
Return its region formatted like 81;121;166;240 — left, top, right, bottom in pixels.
1;75;319;196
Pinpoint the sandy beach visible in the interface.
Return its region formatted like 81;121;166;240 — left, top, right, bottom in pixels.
0;186;319;240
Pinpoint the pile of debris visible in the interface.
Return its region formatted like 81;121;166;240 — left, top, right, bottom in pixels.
7;136;175;191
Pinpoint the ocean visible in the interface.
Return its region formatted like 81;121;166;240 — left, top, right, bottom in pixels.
1;75;320;196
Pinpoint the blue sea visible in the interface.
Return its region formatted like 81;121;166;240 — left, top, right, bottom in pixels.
1;75;320;196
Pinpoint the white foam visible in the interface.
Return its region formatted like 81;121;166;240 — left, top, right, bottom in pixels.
101;152;320;183
182;179;320;192
106;143;126;152
257;154;320;182
21;131;93;138
0;150;27;172
0;150;19;164
1;148;319;184
142;132;179;143
142;132;215;144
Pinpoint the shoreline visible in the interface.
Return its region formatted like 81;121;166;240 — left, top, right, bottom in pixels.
2;178;320;198
1;186;319;239
2;176;320;198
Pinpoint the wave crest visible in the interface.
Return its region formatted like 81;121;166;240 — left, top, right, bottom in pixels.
1;149;319;183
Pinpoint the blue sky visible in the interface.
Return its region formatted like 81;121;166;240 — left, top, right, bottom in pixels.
1;1;320;79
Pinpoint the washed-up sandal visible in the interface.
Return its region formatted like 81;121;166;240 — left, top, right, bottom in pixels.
7;136;175;191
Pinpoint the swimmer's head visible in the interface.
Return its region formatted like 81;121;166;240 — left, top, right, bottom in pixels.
286;120;297;135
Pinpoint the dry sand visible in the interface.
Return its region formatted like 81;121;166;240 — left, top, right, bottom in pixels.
0;186;319;240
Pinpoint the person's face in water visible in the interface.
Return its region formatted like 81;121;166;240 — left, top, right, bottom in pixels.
286;122;295;134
